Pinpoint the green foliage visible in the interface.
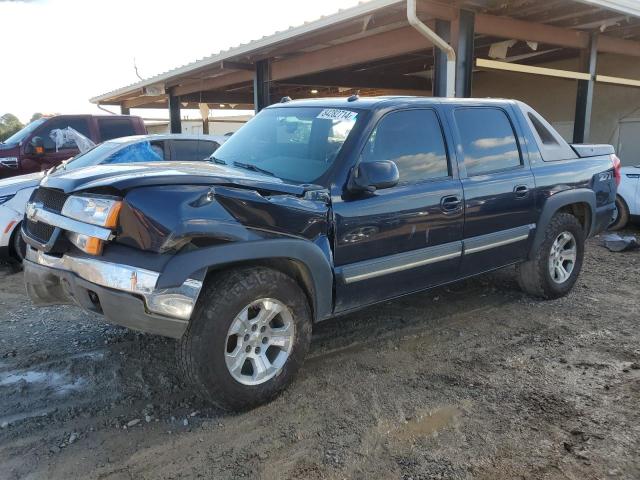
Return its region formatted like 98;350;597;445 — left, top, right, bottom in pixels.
30;112;43;122
0;113;24;142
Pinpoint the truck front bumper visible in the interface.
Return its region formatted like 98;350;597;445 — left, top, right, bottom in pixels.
23;247;204;338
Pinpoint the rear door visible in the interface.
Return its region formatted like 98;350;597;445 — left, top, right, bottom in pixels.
97;117;138;141
447;105;536;275
333;108;464;312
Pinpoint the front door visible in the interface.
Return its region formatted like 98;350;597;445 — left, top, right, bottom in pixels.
333;108;464;313
22;117;90;173
447;105;537;276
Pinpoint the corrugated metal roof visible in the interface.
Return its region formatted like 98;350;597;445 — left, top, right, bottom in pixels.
91;0;640;105
90;0;404;103
576;0;640;17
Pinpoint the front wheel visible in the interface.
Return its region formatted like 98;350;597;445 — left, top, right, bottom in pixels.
178;267;312;411
516;213;585;299
8;223;26;272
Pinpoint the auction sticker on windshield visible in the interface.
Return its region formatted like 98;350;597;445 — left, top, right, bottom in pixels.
316;109;358;121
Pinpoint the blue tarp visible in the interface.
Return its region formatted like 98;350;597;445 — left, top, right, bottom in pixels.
107;141;162;164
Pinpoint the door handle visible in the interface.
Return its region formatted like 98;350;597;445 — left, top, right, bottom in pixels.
440;195;462;212
513;185;529;199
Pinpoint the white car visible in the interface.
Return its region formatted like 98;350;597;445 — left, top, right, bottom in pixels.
610;165;640;230
0;134;226;264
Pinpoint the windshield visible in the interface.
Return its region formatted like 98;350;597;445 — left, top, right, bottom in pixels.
2;118;46;144
212;106;361;183
60;141;120;171
60;140;162;171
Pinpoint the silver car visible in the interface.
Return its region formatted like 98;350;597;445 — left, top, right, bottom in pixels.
0;134;227;264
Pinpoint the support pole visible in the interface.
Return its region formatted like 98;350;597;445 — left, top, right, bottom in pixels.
120;105;130;115
573;33;598;144
433;19;451;97
254;60;271;112
169;89;182;134
407;0;455;97
455;9;475;98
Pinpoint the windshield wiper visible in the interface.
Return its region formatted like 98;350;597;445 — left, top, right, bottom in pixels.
232;161;275;177
49;158;70;175
209;156;226;165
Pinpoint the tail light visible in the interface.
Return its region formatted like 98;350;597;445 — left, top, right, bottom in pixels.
611;154;621;186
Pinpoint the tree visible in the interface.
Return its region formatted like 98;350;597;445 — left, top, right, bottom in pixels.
30;112;43;122
0;113;24;142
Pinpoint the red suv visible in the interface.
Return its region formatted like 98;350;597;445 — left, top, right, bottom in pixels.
0;115;146;178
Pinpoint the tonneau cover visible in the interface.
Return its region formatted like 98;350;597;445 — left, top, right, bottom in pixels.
571;144;615;158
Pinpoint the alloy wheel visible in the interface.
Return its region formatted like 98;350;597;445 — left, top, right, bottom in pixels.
548;231;577;284
224;298;295;386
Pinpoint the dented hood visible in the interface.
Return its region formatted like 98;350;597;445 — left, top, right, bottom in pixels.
39;161;314;197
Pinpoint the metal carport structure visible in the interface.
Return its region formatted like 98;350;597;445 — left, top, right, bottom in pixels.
90;0;640;145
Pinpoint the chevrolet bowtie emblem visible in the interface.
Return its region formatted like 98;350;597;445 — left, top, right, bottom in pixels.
25;202;42;222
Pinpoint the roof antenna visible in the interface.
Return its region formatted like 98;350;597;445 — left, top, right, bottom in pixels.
347;90;360;102
280;96;292;103
133;57;143;80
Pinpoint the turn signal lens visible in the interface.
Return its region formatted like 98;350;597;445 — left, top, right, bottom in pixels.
104;201;122;228
67;231;104;255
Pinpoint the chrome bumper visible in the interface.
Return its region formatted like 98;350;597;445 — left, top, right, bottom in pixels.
24;248;204;338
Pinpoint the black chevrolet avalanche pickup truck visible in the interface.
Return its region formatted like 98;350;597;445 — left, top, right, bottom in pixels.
21;97;619;410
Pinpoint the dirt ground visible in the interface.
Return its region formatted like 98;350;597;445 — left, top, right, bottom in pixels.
0;230;639;480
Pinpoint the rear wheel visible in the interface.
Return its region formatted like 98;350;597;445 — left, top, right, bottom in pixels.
609;195;629;231
177;267;312;411
516;213;584;299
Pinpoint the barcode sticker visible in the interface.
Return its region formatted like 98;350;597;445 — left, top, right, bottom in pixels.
316;109;358;121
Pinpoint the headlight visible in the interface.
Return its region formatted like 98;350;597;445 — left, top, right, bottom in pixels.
61;195;122;228
0;157;18;168
0;194;15;205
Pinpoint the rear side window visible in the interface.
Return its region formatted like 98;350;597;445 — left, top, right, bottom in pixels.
528;113;558;145
171;140;200;160
520;104;577;162
98;118;136;141
455;108;521;176
198;140;221;159
362;109;449;184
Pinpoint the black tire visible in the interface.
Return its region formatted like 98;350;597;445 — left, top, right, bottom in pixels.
609;195;629;231
178;266;312;411
9;224;26;272
516;213;584;299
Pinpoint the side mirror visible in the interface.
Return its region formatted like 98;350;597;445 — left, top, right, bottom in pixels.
30;136;45;156
348;160;399;193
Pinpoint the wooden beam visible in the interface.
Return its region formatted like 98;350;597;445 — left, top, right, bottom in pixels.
180;91;254;104
139;102;255;110
476;58;591;80
271;26;432;81
475;12;589;49
596;74;640;88
280;71;430;90
123;95;167;109
173;70;254;96
474;10;640;57
598;35;640;57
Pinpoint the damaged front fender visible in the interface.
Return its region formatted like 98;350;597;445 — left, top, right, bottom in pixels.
116;184;330;253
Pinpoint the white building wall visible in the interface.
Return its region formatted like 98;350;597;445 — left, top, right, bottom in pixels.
473;53;640;165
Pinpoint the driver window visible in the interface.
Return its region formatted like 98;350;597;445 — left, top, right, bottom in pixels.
362;109;449;184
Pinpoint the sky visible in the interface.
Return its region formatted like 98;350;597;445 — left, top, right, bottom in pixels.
0;0;363;124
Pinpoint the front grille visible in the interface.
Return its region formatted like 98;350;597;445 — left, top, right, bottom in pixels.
32;187;68;213
25;219;56;244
